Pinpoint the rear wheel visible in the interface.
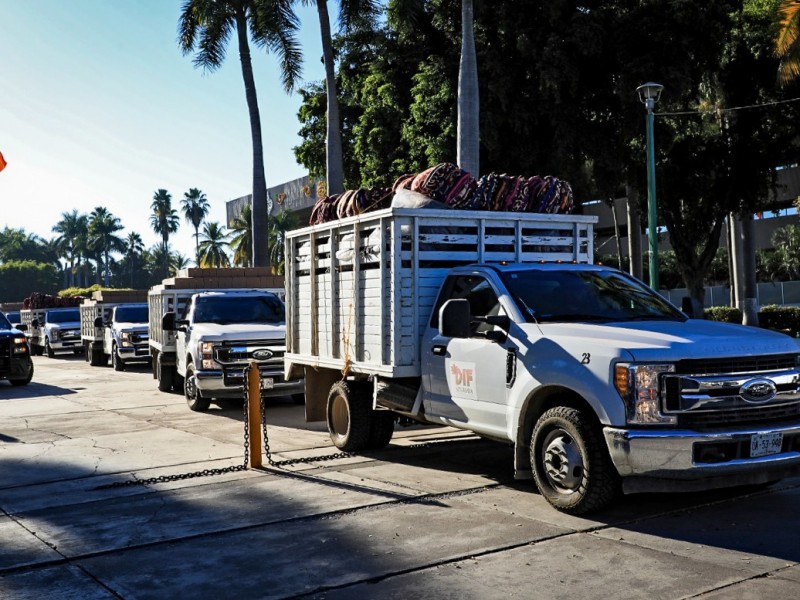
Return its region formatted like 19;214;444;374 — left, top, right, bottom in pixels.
327;381;372;452
89;344;104;367
157;358;174;392
531;406;619;515
185;363;210;412
291;393;306;405
367;411;395;450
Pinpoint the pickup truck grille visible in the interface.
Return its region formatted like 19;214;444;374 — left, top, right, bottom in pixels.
0;338;10;371
214;340;285;368
663;353;800;430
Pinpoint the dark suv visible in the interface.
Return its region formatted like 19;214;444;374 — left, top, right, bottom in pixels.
0;312;34;386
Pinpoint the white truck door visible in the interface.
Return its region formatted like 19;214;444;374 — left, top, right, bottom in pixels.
423;275;510;434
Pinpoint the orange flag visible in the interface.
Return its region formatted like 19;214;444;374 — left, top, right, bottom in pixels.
0;151;7;172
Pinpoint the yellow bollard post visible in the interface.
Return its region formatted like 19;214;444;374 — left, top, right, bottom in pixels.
247;359;263;469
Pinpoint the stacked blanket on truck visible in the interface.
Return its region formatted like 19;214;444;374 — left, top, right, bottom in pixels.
309;162;574;225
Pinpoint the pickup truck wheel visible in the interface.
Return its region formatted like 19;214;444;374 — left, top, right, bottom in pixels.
531;406;619;515
112;344;124;371
9;363;34;386
45;339;55;358
185;364;211;412
291;393;305;405
367;411;395;450
89;345;103;367
327;381;371;452
157;360;174;392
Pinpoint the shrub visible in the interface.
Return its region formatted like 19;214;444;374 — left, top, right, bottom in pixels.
758;305;800;336
704;306;742;323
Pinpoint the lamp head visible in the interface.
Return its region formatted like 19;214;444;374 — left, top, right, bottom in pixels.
637;82;664;112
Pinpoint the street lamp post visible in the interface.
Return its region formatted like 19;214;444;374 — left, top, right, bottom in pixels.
637;82;664;291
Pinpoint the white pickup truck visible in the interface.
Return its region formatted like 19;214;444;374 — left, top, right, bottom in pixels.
151;287;303;411
21;307;83;358
284;206;800;514
81;301;150;370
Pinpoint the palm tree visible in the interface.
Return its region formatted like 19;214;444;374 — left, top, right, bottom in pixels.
149;243;186;279
150;189;180;278
197;221;232;267
125;232;145;288
88;207;126;286
777;0;800;84
298;0;379;195
229;204;253;267
268;209;297;274
181;188;211;266
179;0;302;269
52;210;89;287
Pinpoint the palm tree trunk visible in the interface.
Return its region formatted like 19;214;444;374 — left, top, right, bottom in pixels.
235;7;269;269
195;226;200;267
457;0;480;177
317;0;344;195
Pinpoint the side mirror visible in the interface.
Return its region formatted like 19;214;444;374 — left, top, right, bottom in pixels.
176;318;190;330
440;299;471;338
31;319;39;328
16;323;27;332
94;316;103;328
162;312;176;331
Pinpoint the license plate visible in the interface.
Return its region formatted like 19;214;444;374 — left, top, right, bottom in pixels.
750;432;783;458
262;378;274;389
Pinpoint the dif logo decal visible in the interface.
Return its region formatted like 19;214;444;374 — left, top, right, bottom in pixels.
448;361;477;398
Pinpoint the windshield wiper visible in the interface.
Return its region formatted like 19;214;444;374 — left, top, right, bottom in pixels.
540;314;614;323
623;315;686;322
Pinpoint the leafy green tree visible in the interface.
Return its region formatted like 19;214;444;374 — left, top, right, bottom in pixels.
197;222;232;267
229;204;253;267
149;189;180;278
0;227;50;264
0;260;59;302
88;206;125;287
179;0;301;269
181;188;211;266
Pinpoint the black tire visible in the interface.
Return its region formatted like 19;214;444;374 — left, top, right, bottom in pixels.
327;381;372;452
157;359;175;392
291;393;306;405
185;363;211;412
89;344;104;367
30;344;42;356
531;406;619;515
112;344;124;371
45;339;55;358
367;411;395;450
9;362;33;386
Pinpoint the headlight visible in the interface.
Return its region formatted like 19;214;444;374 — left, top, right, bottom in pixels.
614;363;676;425
52;329;61;340
200;342;215;369
12;336;28;355
120;331;132;347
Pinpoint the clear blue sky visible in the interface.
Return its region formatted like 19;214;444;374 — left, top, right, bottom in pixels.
0;0;326;261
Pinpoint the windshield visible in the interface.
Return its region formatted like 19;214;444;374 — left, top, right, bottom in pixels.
47;308;80;324
501;268;686;323
5;312;20;324
115;305;148;323
0;313;11;330
193;295;285;325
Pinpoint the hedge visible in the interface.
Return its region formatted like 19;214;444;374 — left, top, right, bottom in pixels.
704;306;743;323
758;305;800;336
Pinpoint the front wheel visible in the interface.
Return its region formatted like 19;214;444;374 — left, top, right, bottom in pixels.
327;381;372;452
112;344;124;371
9;362;34;386
45;339;55;358
531;406;619;515
185;363;210;412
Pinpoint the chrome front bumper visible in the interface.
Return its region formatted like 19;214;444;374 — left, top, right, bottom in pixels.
195;368;304;398
605;424;800;493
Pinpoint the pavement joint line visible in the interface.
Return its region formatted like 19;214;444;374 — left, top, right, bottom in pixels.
0;483;499;578
678;566;800;599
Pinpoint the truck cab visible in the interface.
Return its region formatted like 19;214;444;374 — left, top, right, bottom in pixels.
40;308;82;358
163;290;304;411
102;303;150;371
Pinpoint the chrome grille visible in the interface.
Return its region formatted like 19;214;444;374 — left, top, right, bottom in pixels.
214;340;285;366
675;353;798;375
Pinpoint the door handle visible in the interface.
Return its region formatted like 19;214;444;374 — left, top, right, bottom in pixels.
431;344;447;356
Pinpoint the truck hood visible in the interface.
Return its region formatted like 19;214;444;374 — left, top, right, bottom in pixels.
191;322;285;342
536;319;800;362
47;321;81;329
